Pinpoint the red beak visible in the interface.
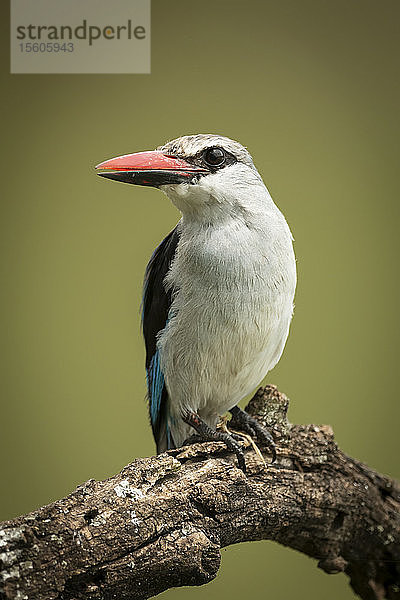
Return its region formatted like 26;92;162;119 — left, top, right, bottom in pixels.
95;151;208;187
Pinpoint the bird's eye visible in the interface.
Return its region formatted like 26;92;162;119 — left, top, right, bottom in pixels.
203;147;226;167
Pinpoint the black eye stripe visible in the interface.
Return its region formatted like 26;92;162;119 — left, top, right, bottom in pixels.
166;147;237;175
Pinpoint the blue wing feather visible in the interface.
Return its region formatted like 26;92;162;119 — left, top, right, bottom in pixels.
147;350;165;425
142;226;180;452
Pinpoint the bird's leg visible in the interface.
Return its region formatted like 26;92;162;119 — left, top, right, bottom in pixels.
182;411;246;472
229;405;276;463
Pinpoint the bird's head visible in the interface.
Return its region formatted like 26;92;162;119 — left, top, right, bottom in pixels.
96;134;266;221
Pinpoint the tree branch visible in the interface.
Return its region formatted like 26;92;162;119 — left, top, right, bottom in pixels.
1;386;399;600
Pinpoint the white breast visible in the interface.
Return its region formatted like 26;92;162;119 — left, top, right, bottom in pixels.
157;207;296;446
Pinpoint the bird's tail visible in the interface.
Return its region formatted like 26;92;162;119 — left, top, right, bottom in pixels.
153;399;177;453
156;420;176;453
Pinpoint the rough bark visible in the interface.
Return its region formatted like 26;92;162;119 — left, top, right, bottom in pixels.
0;385;399;600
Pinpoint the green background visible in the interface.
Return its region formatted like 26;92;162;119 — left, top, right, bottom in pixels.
1;1;399;598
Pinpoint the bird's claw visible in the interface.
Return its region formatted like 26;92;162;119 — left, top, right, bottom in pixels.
182;411;247;472
229;405;276;463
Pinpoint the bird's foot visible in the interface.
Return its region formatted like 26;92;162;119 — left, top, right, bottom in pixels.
182;411;246;472
229;405;276;463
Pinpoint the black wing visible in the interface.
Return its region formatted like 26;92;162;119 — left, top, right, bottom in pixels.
142;225;180;452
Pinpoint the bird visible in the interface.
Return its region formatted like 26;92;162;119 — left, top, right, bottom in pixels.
96;134;296;471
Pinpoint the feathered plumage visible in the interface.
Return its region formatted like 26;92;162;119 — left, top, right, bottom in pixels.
142;226;180;452
97;134;296;465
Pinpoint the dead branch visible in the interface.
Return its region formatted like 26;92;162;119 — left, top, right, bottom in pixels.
1;385;399;600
